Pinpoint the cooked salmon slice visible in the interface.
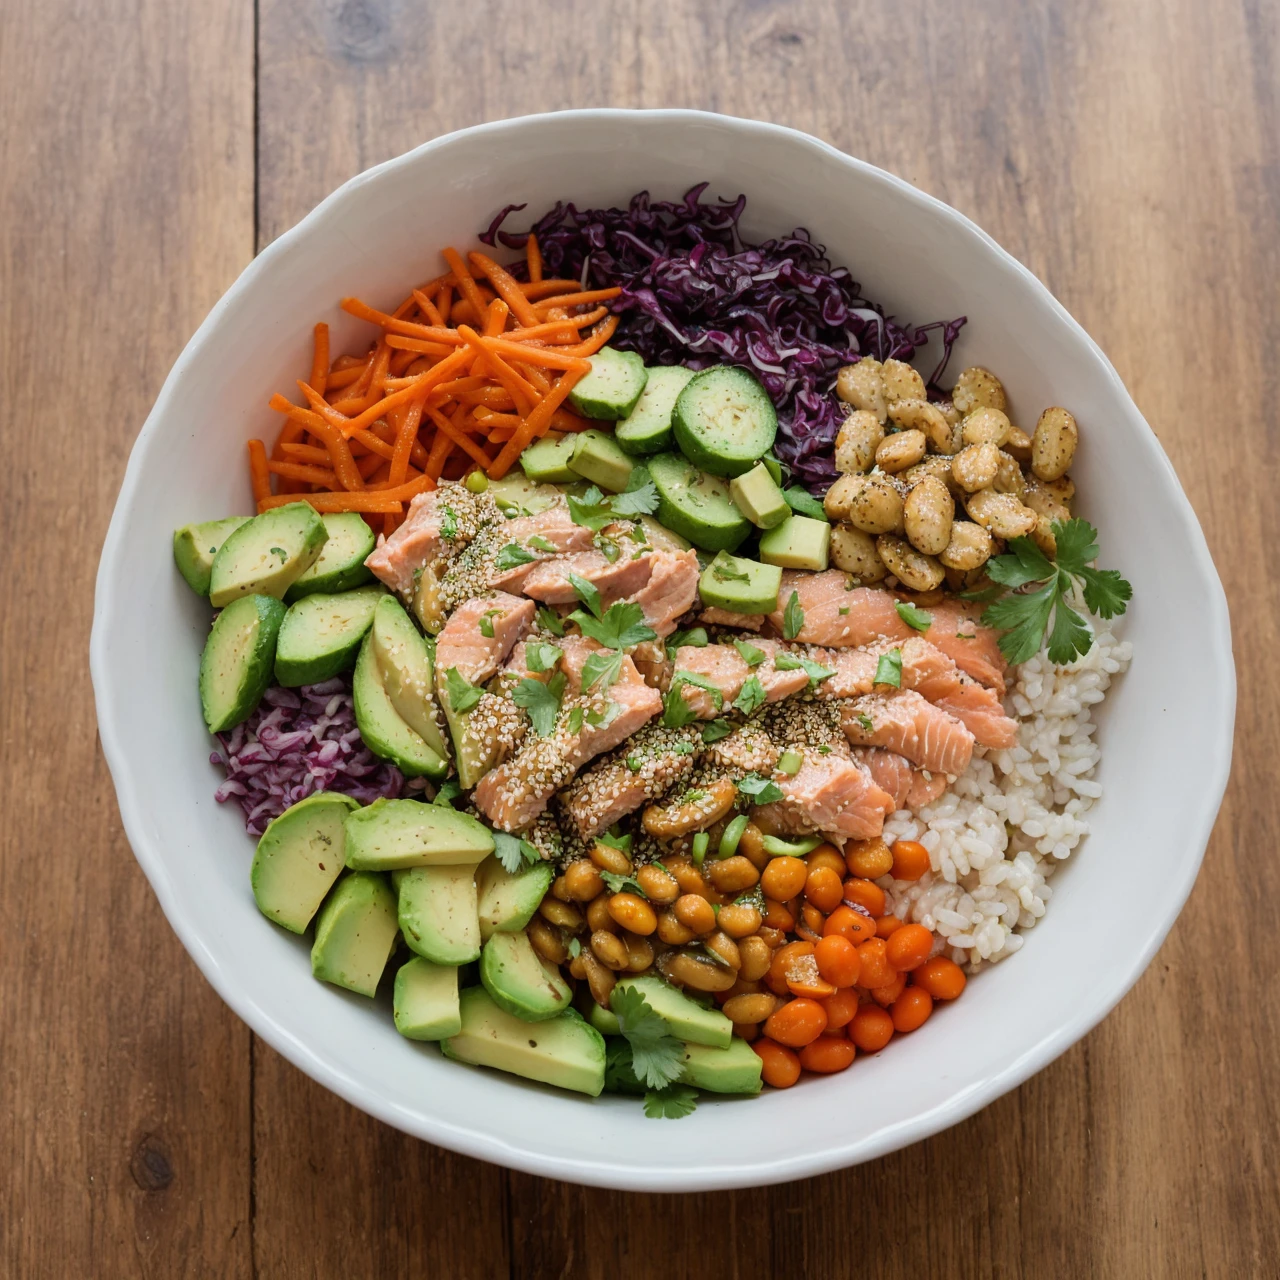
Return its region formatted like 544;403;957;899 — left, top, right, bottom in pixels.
668;639;810;717
517;549;654;605
699;606;765;631
365;491;447;596
896;637;1017;748
923;599;1008;694
850;746;948;811
752;754;893;841
487;503;598;592
840;689;975;777
557;723;700;840
473;642;662;831
627;549;700;638
905;769;949;808
433;591;534;685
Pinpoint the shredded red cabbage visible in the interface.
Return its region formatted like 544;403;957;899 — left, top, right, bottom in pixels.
212;675;421;836
481;184;965;488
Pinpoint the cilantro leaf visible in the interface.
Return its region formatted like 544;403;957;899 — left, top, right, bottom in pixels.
567;705;584;734
585;702;618;728
662;683;697;729
782;590;805;641
441;507;458;540
570;600;657;651
595;534;621;563
666;626;708;660
610;986;685;1090
671;670;724;711
986;538;1055;588
609;478;659;518
536;606;564;636
525;642;563;674
733;639;766;667
432;779;461;807
528;534;558;554
1047;594;1093;665
643;1084;698;1120
581;649;624;692
737;773;784;805
600;869;646;897
512;672;566;736
598;831;632;853
1077;565;1132;619
444;667;483;713
894;600;933;632
492;830;539;874
774;651;836;687
982;581;1058;665
701;718;732;744
733;675;767;716
854;712;875;733
957;584;1004;603
567;573;603;619
873;648;903;688
494;542;536;572
566;485;615;532
1050;518;1100;570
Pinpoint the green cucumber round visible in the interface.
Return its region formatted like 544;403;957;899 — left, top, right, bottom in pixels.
673;366;778;477
647;452;751;553
615;365;695;455
567;346;649;421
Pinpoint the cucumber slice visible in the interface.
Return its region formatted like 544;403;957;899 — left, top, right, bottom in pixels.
615;365;695;455
173;516;251;595
758;514;832;571
284;512;376;601
370;596;450;763
208;502;328;608
274;586;383;687
199;594;286;733
393;864;481;965
520;434;579;484
394;957;461;1041
567;347;648;420
648;453;751;553
698;551;783;614
569;430;634;492
352;633;449;779
673;366;778;477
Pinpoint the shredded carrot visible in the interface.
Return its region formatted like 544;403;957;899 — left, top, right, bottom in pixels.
471;332;592;372
309;324;330;396
532;287;622;314
426;406;495;470
515;362;552;396
489;369;587;479
549;408;595;432
483;297;510;337
469;250;541;328
257;492;407;514
268;460;339;487
340;298;466;345
437;284;453;324
279;442;333;465
323;364;367;392
520;279;584;300
526;234;543;284
388;394;426;486
441;248;489;323
248;439;272;504
412;288;447;327
455;326;537;415
504;309;606;344
559;315;619;358
384;334;462;358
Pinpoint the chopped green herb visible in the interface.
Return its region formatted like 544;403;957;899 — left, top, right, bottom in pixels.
671;670;724;711
492;830;539;874
600;870;647;897
643;1084;699;1120
444;667;483;714
610;986;685;1090
528;534;558;554
701;718;733;744
733;639;766;667
873;648;903;688
567;572;603;619
512;672;566;736
854;712;875;733
737;773;784;805
895;600;933;632
599;832;632;853
477;608;502;639
440;507;458;540
817;744;831;754
536;606;564;636
567;705;584;734
585;704;616;728
662;684;697;729
666;626;708;660
566;485;616;532
609;474;659;517
495;542;536;572
525;641;563;674
838;606;850;616
581;649;625;693
269;546;287;559
625;755;642;771
595;534;621;563
774;651;836;687
733;675;767;716
569;599;657;651
432;779;461;807
782;590;805;641
673;741;694;755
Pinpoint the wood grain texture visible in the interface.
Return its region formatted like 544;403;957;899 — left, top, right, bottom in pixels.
6;0;1277;1274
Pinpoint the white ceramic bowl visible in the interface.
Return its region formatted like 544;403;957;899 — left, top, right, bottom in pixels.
91;110;1234;1190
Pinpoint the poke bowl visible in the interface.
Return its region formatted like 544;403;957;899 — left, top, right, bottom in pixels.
90;109;1234;1190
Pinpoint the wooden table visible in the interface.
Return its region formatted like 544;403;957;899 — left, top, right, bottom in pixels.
4;1;1276;1274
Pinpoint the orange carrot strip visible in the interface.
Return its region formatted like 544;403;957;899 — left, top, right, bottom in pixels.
347;428;397;461
248;440;273;504
332;340;392;413
339;297;467;345
506;309;606;343
469;250;541;328
424;425;454;481
324;364;367;392
441;247;489;322
290;387;369;489
389;395;427;486
473;408;521;429
560;315;619;358
257;492;406;514
454;325;538;415
267;460;339;487
357;451;386;481
470;332;592;372
483;297;510;337
527;234;543;284
437;284;453;324
413;288;446;327
520;279;584;300
310;323;330;396
532;287;622;314
389;347;423;376
459;387;516;410
279;442;332;464
384;334;460;357
516;362;552;396
549;408;595;433
331;353;367;372
426;406;495;470
489;369;586;479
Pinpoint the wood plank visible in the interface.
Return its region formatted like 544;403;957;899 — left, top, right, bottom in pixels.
0;1;256;1275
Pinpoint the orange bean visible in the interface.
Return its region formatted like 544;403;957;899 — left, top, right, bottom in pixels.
768;940;815;994
823;905;878;945
805;845;847;877
856;937;893;990
805;866;844;914
764;997;829;1048
820;987;860;1031
846;837;894;879
763;898;796;932
800;903;826;935
886;923;934;971
875;914;903;939
890;839;931;881
843;878;886;917
762;856;808;901
915;957;967;1000
752;1037;802;1088
607;892;657;936
814;934;861;988
673;893;716;935
850;1004;894;1053
799;1036;856;1074
871;972;906;1007
891;987;934;1032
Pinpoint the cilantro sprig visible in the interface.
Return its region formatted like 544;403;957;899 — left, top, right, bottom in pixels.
981;519;1131;665
566;476;659;531
443;667;483;713
512;671;566;735
492;830;540;874
610;986;685;1091
782;591;805;641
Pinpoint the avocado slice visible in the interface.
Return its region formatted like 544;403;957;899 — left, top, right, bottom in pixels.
679;1037;763;1095
587;1000;621;1036
393;864;481;965
393;957;461;1041
635;514;691;553
758;514;832;571
730;462;790;530
613;974;732;1049
208;502;328;608
352;633;449;779
310;871;399;997
488;471;564;515
520;434;579;484
199;593;286;733
442;987;606;1096
475;856;555;940
173;516;251;595
479;930;573;1022
344;797;495;871
370;596;451;763
275;586;383;687
697;551;784;615
284;511;376;601
250;792;359;933
568;430;634;493
435;671;504;790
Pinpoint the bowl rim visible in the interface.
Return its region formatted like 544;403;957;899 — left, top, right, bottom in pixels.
90;107;1235;1190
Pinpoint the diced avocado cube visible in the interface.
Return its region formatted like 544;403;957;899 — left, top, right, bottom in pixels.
613;974;732;1049
441;987;606;1096
729;462;790;530
393;957;461;1040
698;550;784;615
520;434;579;484
679;1037;763;1095
344;798;495;871
777;750;803;777
310;872;399;997
758;514;832;571
587;1001;621;1036
568;430;634;493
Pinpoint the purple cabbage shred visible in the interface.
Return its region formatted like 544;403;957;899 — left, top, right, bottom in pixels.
211;675;422;836
480;184;966;489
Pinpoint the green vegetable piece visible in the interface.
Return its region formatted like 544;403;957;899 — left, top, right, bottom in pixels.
616;365;696;455
208;502;328;608
691;831;709;865
393;957;461;1041
173;516;251;595
761;834;823;857
777;750;803;776
730;461;791;529
343;797;494;870
199;593;286;733
672;365;778;477
479;929;573;1023
310;872;399;998
698;550;783;614
647;452;752;552
568;429;635;493
353;632;449;779
782;486;830;522
758;514;831;571
718;813;750;859
678;1038;762;1095
284;512;376;601
568;347;649;420
393;864;481;965
274;586;383;686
